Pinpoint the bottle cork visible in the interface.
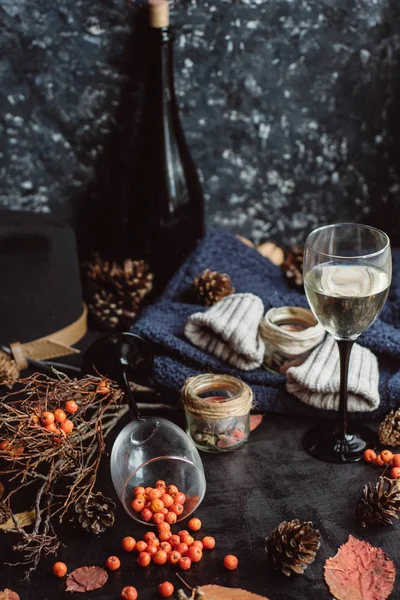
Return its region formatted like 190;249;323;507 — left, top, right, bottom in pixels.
149;0;169;28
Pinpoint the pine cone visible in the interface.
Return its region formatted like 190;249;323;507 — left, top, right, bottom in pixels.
0;501;12;525
87;289;124;331
378;409;400;447
75;492;116;535
265;519;321;576
356;477;400;527
85;255;153;331
282;245;304;288
177;590;204;600
193;269;234;306
0;351;19;382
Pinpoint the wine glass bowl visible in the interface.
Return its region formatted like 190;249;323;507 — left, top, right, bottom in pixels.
82;332;207;524
302;223;391;462
111;417;206;525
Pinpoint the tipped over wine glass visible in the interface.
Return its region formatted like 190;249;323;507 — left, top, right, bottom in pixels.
302;223;392;462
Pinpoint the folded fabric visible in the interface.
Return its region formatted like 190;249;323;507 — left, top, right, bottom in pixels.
286;335;380;412
184;293;265;370
132;228;400;418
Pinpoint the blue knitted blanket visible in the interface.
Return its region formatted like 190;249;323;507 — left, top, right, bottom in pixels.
133;229;400;418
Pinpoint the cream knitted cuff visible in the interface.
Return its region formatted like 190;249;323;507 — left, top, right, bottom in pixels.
286;335;380;412
184;293;265;370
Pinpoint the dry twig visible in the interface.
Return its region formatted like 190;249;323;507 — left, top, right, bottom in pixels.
0;372;127;577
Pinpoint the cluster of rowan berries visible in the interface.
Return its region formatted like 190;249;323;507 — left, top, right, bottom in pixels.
52;499;238;599
130;480;187;525
0;399;79;453
363;448;400;478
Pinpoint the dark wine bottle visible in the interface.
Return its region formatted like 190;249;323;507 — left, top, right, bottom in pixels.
118;0;204;293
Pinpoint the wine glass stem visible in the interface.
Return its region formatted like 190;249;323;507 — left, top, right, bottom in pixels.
336;339;355;439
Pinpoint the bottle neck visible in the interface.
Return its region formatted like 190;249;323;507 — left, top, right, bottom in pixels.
146;27;176;107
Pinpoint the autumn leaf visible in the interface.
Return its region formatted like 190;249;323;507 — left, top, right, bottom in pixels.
250;414;264;432
0;509;35;532
0;590;20;600
324;535;395;600
65;566;108;593
201;585;270;600
0;482;4;501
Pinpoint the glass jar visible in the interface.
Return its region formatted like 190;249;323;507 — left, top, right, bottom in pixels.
181;374;252;453
260;306;326;374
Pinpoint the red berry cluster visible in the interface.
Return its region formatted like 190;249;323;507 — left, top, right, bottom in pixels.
131;480;186;524
52;481;238;599
363;448;400;479
121;520;215;572
0;400;78;452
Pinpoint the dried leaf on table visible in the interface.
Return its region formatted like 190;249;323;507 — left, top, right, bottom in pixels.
201;585;270;599
0;509;35;531
65;566;108;593
0;482;4;500
0;590;20;600
250;414;264;432
324;534;395;600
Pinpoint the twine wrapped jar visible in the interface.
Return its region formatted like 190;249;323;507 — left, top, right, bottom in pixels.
260;306;325;374
181;374;253;453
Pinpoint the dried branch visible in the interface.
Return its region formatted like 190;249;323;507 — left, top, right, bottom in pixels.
0;372;126;577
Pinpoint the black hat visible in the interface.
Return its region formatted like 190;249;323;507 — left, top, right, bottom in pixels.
0;211;88;376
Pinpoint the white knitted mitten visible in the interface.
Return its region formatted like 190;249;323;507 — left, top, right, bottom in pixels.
184;293;265;370
286;334;380;412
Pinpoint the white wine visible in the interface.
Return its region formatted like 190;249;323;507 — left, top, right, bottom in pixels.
304;264;390;340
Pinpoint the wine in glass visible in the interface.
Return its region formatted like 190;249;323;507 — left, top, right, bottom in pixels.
302;223;391;462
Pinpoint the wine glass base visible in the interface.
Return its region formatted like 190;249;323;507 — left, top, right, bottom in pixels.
303;422;377;463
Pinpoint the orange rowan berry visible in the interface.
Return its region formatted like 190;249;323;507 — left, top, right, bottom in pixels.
165;511;177;525
178;556;191;570
152;512;165;525
202;536;216;549
187;545;203;563
45;423;58;433
137;551;151;567
380;450;394;464
52;561;68;578
135;540;148;553
140;508;153;522
60;419;74;434
131;498;145;512
159;530;172;542
159;581;174;598
170;503;184;516
188;518;201;532
54;408;67;423
390;467;400;479
223;554;238;570
121;536;136;552
168;550;181;565
41;411;55;426
106;556;121;571
153;550;168;565
161;494;174;508
65;400;78;413
392;454;400;468
121;586;138;600
363;448;376;463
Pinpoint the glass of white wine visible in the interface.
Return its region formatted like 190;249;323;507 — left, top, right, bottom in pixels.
303;223;392;462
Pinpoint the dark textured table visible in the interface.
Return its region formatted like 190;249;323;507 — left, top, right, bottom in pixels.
1;410;399;600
